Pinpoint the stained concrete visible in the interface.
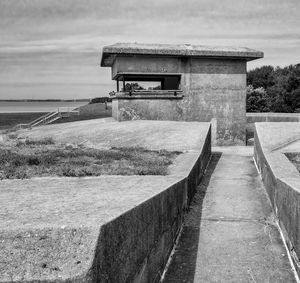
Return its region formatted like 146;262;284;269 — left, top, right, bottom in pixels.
0;119;211;282
0;176;182;230
246;113;300;145
164;147;296;282
110;56;248;144
101;43;263;144
0;176;180;281
247;113;300;124
101;43;263;67
17;118;208;151
112;97;184;122
254;123;300;275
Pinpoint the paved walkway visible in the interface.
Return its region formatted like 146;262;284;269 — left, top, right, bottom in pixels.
164;147;296;283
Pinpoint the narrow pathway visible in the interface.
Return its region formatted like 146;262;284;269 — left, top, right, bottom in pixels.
164;147;296;283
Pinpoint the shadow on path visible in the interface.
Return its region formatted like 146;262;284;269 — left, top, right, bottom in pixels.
163;153;222;283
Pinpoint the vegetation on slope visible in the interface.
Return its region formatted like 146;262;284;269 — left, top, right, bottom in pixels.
0;113;47;131
0;135;181;180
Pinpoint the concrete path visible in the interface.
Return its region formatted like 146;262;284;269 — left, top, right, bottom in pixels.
163;147;296;283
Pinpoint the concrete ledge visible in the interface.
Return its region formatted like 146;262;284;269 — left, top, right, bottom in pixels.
246;113;300;144
101;43;263;66
254;123;300;275
0;120;211;282
77;103;111;116
91;126;211;282
247;112;300;123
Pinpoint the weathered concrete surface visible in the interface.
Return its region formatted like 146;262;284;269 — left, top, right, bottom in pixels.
101;42;263;144
111;57;247;145
18;118;208;151
254;122;300;152
164;147;296;282
112;97;184;122
254;123;300;275
101;43;263;67
0;119;211;282
77;102;111;117
247;113;300;124
246;113;300;145
0;176;178;282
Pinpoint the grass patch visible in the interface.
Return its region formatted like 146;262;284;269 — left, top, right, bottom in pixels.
0;137;181;179
285;152;300;173
16;137;55;147
0;113;47;131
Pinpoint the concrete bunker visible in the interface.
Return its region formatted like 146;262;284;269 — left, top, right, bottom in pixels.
101;43;263;144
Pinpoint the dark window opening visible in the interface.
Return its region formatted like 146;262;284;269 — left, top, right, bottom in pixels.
123;81;161;91
116;74;181;92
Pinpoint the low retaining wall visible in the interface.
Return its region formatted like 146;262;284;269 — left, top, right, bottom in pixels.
91;126;211;282
0;121;211;282
247;112;300;123
254;123;300;275
246;113;300;144
78;103;112;117
112;96;183;121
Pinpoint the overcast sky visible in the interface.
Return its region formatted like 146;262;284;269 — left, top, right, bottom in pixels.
0;0;299;99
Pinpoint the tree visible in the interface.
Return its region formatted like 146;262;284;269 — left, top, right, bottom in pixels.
246;85;270;112
247;63;300;113
247;65;275;89
124;83;144;91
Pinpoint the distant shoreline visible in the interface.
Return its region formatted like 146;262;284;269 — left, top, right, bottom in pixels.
0;99;90;102
0;110;54;113
0;100;89;114
0;112;48;130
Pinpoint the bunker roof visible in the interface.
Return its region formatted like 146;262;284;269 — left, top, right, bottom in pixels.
101;43;264;67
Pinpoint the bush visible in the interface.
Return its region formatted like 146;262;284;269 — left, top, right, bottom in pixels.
16;137;55;147
89;97;112;104
247;64;300;113
246;85;270;112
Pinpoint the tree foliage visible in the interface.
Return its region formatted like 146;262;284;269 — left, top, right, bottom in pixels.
124;83;144;91
246;86;269;112
247;64;300;112
89;97;112;104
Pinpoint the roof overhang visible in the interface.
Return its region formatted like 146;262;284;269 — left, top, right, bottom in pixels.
100;43;264;67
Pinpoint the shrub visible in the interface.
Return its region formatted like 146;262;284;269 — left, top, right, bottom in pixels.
246;85;270;112
25;137;55;145
89;97;112;104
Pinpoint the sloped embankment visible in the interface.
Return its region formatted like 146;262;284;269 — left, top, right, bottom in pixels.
0;119;211;282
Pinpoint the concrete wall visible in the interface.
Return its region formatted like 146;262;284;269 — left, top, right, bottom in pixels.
254;124;300;275
91;126;211;282
112;56;247;145
247;112;300;123
246;113;300;144
78;103;112;116
182;58;246;145
112;97;183;121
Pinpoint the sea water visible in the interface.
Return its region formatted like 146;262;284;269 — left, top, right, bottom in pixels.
0;101;88;113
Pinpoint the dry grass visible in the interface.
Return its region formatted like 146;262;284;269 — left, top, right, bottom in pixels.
0;135;181;179
0;113;47;131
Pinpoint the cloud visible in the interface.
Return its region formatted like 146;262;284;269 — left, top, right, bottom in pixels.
0;0;299;98
1;0;299;53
